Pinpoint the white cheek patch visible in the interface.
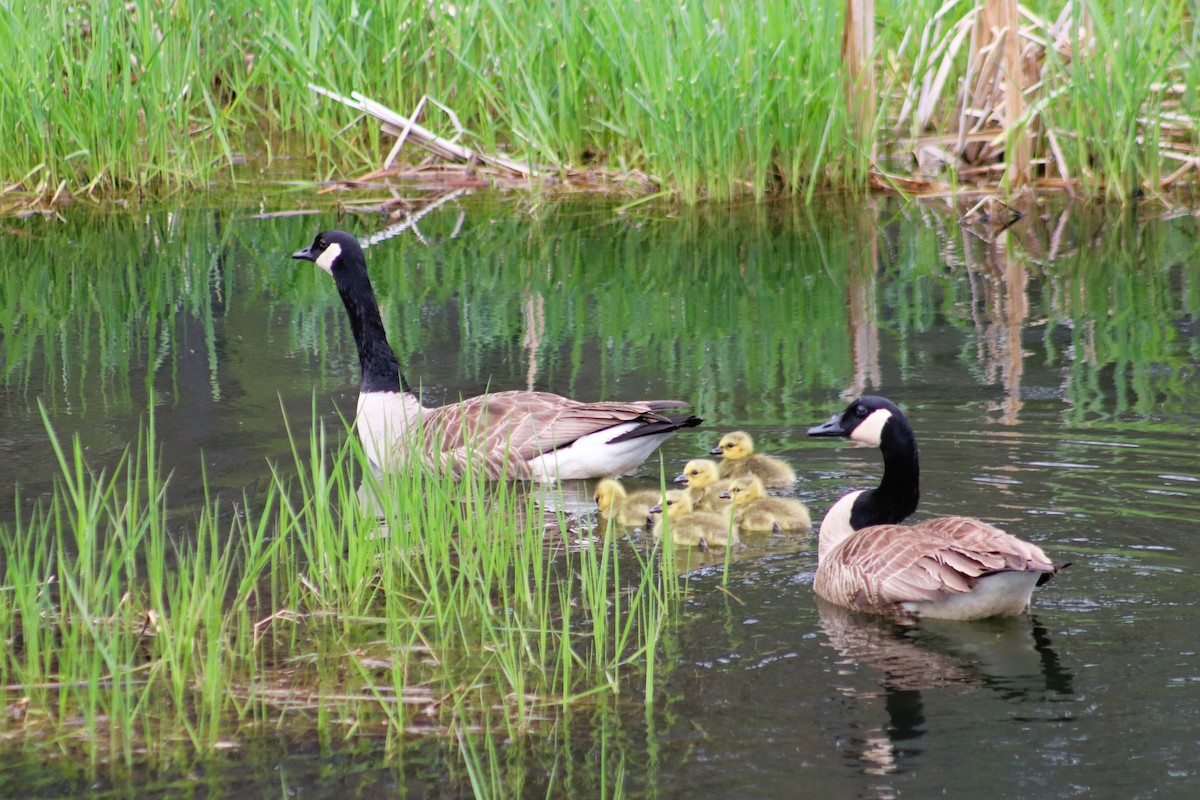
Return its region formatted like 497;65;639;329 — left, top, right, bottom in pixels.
314;242;342;274
850;408;892;447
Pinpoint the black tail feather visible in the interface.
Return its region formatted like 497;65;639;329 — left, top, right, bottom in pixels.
1037;562;1073;586
605;415;703;444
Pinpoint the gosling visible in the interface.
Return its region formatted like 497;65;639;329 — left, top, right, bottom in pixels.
720;475;812;533
709;431;796;488
648;490;740;550
673;458;732;513
594;477;661;529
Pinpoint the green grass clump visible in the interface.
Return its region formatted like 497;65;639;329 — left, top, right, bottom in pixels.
3;1;1197;203
0;403;682;779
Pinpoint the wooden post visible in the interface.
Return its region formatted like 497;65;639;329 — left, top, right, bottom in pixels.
975;0;1029;187
842;0;876;160
999;0;1028;186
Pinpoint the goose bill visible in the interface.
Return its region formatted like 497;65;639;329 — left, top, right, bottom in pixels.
807;414;844;437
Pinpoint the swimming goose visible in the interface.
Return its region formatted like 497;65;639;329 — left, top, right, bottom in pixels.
720;475;812;533
807;395;1066;620
648;490;739;550
709;431;796;488
293;230;702;482
593;478;661;528
673;458;732;512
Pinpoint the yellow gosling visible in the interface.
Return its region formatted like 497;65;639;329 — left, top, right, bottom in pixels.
709;431;796;488
594;478;662;528
648;490;739;550
673;458;733;512
722;475;812;533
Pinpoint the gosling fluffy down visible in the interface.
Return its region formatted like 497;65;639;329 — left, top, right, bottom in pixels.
709;431;796;488
648;490;739;550
673;458;732;512
721;475;812;533
594;477;662;529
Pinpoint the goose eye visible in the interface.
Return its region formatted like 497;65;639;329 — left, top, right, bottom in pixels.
854;405;867;417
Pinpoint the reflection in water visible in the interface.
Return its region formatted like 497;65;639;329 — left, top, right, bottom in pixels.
2;198;1199;797
963;221;1030;425
847;202;882;397
816;598;1073;784
522;290;546;391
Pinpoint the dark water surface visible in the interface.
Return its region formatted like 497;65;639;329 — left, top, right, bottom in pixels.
1;197;1198;797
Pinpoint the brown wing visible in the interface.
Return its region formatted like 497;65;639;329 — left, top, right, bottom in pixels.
816;516;1056;611
419;391;686;478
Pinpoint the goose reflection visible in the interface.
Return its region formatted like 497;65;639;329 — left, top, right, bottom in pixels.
816;598;1073;781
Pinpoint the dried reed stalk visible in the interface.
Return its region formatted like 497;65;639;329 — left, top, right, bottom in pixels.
309;84;540;176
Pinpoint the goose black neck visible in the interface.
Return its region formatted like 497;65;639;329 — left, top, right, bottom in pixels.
335;267;411;394
853;416;920;529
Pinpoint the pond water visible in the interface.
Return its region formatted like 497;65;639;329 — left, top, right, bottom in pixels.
1;196;1198;797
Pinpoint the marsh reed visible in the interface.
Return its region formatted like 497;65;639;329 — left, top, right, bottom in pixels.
2;1;1196;207
0;404;683;769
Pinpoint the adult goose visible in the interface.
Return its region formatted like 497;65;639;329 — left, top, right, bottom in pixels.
807;396;1065;620
293;230;702;481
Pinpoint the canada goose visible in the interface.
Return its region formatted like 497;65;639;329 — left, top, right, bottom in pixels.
672;458;732;512
647;490;739;550
709;431;796;488
807;396;1066;620
720;475;812;533
593;478;661;529
294;231;702;482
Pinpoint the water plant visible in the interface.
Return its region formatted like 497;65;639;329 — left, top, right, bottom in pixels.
0;402;683;781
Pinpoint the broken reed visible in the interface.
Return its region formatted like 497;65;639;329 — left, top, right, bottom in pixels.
1;1;1197;203
0;405;682;769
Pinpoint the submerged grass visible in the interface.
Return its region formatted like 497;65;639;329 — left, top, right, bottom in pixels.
0;403;683;776
2;1;1197;203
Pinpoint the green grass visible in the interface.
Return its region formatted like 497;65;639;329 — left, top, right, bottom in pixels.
1;1;1197;203
0;402;683;778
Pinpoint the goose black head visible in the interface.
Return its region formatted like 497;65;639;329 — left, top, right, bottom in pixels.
292;230;366;277
292;229;406;394
807;395;909;448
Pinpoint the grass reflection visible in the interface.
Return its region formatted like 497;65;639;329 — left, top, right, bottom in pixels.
1;199;1197;435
